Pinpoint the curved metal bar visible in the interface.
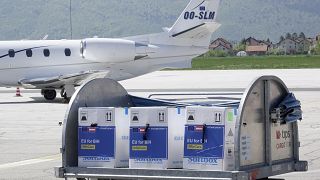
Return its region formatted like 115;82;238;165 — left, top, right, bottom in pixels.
234;76;290;171
62;78;133;167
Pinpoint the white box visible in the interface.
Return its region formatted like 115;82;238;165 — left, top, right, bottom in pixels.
183;106;236;171
78;107;129;168
129;107;185;169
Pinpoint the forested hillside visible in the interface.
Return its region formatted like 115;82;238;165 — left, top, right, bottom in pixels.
0;0;319;41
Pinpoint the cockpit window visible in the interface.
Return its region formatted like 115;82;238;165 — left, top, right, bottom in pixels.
8;49;15;58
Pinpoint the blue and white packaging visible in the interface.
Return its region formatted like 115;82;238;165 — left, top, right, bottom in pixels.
78;107;129;168
129;107;185;169
183;106;236;171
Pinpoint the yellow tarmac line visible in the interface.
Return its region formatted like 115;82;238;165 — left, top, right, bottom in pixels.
0;154;60;170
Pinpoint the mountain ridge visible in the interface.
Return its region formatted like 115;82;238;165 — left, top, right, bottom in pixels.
0;0;319;42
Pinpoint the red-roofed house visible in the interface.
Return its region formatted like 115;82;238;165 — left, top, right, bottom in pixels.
246;45;269;56
244;37;261;46
209;38;233;54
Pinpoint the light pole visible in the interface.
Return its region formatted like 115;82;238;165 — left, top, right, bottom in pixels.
70;0;73;39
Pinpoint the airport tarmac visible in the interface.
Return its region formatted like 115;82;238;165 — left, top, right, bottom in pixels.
0;69;319;180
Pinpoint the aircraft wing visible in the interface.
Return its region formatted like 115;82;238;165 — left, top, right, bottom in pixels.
19;70;109;89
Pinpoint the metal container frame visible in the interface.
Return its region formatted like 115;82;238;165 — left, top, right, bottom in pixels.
55;76;307;180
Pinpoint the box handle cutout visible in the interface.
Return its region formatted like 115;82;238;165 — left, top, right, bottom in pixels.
90;123;98;127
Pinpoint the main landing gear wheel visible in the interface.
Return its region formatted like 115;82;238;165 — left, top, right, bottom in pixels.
42;89;57;100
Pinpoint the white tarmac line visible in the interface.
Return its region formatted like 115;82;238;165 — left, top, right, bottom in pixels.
0;154;60;170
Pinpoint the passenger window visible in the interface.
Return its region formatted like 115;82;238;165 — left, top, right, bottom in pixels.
65;48;71;56
43;49;50;57
8;49;15;58
26;49;32;57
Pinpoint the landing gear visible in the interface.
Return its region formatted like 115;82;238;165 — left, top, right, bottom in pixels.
60;89;67;99
41;85;75;102
41;89;57;100
60;88;69;103
60;85;76;102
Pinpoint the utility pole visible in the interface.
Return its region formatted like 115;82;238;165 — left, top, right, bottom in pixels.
70;0;73;39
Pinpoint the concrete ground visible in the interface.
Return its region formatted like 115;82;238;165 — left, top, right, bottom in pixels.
0;69;319;180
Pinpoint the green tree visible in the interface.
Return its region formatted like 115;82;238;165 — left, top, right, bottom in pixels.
286;33;292;39
292;32;298;40
205;50;228;57
234;43;246;52
267;48;282;55
311;42;320;55
299;32;306;39
240;38;246;45
233;38;247;52
266;38;271;43
280;35;285;42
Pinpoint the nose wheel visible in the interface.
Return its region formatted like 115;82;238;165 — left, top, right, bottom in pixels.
42;89;57;100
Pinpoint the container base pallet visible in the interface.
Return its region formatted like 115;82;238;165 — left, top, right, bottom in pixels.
55;161;307;180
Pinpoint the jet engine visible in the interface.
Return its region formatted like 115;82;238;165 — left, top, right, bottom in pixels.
80;38;153;63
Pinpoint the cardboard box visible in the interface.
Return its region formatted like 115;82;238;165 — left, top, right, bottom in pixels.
183;106;236;171
78;107;129;168
129;107;185;169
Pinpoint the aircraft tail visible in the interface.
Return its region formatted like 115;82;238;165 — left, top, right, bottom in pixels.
168;0;221;43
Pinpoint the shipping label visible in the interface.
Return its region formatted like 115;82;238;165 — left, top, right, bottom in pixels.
184;125;225;165
78;126;115;162
130;126;168;163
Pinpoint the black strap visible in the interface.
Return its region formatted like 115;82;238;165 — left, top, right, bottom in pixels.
202;124;206;144
143;123;150;141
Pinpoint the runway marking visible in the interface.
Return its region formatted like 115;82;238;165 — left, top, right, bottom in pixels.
0;154;60;170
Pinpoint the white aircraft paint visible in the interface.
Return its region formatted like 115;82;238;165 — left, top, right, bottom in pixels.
0;0;221;100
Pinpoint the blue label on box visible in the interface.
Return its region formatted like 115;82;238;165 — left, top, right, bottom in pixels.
184;125;224;161
130;126;168;160
125;107;129;115
78;126;115;160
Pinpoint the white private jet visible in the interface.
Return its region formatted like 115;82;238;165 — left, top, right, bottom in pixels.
0;0;221;100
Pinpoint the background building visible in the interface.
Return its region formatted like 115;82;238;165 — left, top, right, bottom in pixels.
277;38;298;54
209;38;233;54
317;34;320;42
246;45;269;56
